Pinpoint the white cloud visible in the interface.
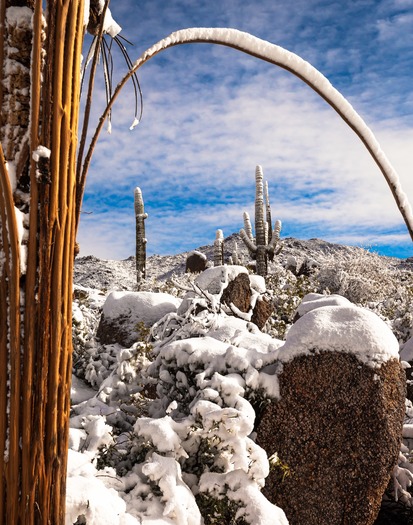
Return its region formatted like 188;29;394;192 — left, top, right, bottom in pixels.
76;0;413;259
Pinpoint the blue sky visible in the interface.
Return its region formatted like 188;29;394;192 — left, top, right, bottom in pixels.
78;0;413;260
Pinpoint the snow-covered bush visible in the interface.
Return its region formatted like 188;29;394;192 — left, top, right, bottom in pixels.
72;286;107;379
69;265;287;524
121;337;286;524
375;277;413;344
314;248;398;304
264;265;317;339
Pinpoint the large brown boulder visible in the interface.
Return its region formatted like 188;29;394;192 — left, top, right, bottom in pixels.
256;303;406;525
221;272;251;313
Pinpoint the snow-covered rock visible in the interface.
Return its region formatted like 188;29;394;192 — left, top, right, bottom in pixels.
97;291;181;347
257;299;405;525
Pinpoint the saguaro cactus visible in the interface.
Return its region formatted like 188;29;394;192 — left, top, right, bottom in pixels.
214;229;224;266
240;165;283;276
134;187;148;284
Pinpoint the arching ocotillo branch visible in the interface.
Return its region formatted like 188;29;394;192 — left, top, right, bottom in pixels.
80;28;413;242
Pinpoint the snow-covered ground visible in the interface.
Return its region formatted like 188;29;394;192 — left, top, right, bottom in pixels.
68;236;413;524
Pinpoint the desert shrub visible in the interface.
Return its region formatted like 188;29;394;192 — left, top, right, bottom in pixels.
375;274;413;344
116;280;285;524
264;265;317;339
314;248;398;304
72;286;106;379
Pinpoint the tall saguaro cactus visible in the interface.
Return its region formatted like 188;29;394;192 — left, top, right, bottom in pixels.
135;186;148;284
214;229;224;266
240;165;283;276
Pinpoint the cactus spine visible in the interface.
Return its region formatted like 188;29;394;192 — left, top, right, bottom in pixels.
239;165;283;276
214;229;224;266
134;187;148;284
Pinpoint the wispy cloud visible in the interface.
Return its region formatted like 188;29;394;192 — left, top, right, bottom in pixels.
77;0;413;260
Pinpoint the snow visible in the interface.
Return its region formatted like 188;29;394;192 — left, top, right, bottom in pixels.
67;240;411;524
66;449;138;525
5;162;16;193
71;374;96;404
102;291;181;325
194;264;248;292
83;0;90;28
13;206;28;274
295;292;351;317
142;454;202;525
5;5;32;26
91;0;122;38
129;117;140;130
187;250;207;261
279;303;400;367
102;8;121;38
32;145;51;162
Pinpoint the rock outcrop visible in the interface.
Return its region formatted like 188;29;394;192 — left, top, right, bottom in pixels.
97;291;181;347
256;299;406;525
185;251;207;273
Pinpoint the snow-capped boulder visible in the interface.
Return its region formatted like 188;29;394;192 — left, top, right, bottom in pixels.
257;303;406;525
97;291;181;347
293;292;351;321
185;250;207;273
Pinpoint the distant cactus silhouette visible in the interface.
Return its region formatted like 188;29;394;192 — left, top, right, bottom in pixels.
134;187;148;284
239;165;283;276
214;229;224;266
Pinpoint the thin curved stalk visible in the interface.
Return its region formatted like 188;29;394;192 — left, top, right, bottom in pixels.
0;144;21;524
79;28;413;242
114;35;143;124
76;0;111;224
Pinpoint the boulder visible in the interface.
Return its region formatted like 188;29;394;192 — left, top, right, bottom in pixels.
221;272;251;313
185;251;207;273
97;291;181;347
256;303;406;525
251;296;273;330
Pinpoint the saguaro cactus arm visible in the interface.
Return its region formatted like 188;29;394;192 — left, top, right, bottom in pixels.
240;227;257;255
267;219;283;260
265;180;273;241
243;211;254;242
